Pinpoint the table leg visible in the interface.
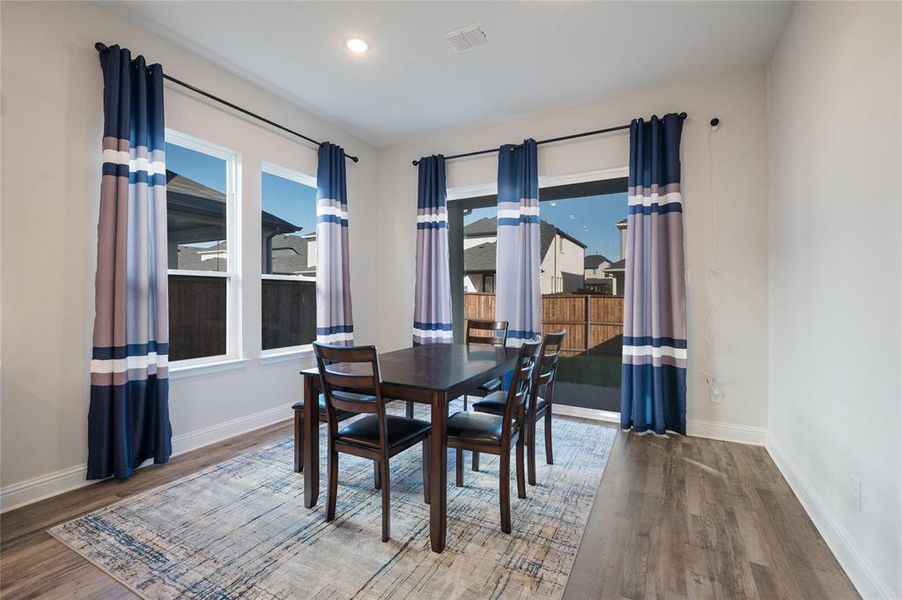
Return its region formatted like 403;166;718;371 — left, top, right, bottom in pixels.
303;375;319;508
429;390;448;552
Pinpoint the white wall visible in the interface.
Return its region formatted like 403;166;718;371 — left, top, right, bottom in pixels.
0;1;378;508
375;67;771;440
766;3;902;598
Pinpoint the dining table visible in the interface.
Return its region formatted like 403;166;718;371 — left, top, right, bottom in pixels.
299;343;520;553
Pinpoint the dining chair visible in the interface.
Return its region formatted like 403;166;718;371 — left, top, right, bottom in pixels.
314;342;432;542
463;319;509;411
292;397;354;473
472;332;566;485
446;339;542;533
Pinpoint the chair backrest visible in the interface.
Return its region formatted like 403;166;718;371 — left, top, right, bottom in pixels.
501;339;543;430
313;343;384;423
531;331;567;411
466;319;509;346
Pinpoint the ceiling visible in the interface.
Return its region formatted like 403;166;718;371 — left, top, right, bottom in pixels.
101;1;792;146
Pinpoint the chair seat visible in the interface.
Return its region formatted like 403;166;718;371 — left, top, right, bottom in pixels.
292;395;354;420
474;378;502;395
337;415;431;450
447;411;518;446
472;392;547;416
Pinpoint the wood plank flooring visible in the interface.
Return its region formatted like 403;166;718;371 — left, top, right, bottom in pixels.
1;420;859;599
563;432;859;600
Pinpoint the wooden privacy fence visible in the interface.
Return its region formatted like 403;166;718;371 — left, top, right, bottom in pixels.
463;293;624;356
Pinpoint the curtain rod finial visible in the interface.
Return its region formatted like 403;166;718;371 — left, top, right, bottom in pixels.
412;160;419;166
679;112;687;120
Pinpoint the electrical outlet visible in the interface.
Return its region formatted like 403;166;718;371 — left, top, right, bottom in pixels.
710;386;725;404
849;475;862;511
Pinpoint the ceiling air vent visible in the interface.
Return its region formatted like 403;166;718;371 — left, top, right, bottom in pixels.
446;23;487;53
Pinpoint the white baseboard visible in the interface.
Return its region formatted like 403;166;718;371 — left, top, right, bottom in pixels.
686;418;766;446
552;404;621;424
0;402;294;514
765;435;896;600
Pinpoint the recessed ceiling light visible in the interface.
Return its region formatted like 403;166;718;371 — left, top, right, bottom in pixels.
346;38;369;54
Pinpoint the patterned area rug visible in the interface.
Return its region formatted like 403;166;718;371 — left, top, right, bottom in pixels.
50;403;616;599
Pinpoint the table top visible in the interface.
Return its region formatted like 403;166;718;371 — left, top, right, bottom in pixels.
300;344;519;392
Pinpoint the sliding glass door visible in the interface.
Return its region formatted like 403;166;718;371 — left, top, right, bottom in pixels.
449;177;627;413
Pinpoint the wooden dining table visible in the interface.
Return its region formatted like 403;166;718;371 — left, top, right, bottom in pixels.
299;343;519;553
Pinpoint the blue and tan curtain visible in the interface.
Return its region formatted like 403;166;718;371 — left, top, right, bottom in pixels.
621;114;688;435
495;139;541;346
413;155;453;345
316;142;354;345
88;46;171;480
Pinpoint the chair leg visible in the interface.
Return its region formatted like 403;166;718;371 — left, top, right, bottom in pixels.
455;448;464;487
422;438;430;504
380;457;391;542
293;411;303;473
326;446;338;522
499;446;511;534
463;395;468;411
544;407;554;465
374;461;381;489
406;401;414;419
516;436;526;499
472;451;480;471
527;416;537;486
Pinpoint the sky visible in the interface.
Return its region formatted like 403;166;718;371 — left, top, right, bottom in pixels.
464;192;627;261
166;142;317;240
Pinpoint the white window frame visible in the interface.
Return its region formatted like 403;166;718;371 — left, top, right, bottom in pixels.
259;161;318;362
165;129;243;372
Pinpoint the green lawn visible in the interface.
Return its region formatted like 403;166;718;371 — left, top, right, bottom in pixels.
556;354;622;388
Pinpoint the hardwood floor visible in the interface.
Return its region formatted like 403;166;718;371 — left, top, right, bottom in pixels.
563;432;859;600
0;420;858;599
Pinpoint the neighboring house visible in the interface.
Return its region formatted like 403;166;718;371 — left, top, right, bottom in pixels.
167;169;307;274
601;219;629;295
269;232;317;277
463;217;587;294
584;253;615;293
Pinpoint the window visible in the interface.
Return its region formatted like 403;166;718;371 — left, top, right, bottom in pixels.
165;131;240;364
260;163;318;352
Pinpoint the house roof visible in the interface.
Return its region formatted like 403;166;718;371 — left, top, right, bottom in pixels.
167;169;300;235
616;218;628;228
463;216;588;255
463;241;497;273
270;234;315;275
604;258;626;272
584;254;611;269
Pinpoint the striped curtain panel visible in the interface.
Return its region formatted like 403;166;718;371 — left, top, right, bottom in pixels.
621;113;688;435
316;142;354;345
87;46;171;480
495;139;541;346
413;155;453;345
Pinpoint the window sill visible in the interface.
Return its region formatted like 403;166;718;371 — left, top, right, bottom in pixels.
168;357;249;380
258;347;314;366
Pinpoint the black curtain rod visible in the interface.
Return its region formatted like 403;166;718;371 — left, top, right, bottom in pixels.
95;42;360;163
411;112;687;166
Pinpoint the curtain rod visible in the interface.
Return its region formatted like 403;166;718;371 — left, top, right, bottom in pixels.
94;42;360;163
411;112;687;166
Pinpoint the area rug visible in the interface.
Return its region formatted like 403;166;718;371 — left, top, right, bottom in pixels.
50;403;616;599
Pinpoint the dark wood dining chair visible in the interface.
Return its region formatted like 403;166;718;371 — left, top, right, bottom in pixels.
292;397;354;473
472;332;566;485
463;319;509;411
314;342;432;542
447;339;542;533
